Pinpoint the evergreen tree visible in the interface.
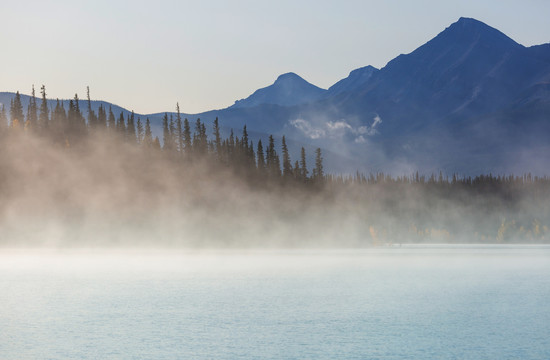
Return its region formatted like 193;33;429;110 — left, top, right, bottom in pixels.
169;114;176;150
213;117;222;160
26;85;38;131
97;104;107;128
193;118;207;155
313;147;324;182
183;118;191;154
107;106;116;130
39;85;49;131
144;118;153;147
127;111;137;143
242;125;249;154
10;91;24;129
266;135;281;178
86;86;97;128
136;117;144;144
67;94;87;141
176;103;183;154
117;112;126;136
51;99;66;141
281;135;292;178
162;113;171;151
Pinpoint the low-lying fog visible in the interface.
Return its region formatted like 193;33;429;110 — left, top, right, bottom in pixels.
0;131;549;247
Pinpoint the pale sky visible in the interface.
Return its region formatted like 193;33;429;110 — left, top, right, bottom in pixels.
2;0;549;114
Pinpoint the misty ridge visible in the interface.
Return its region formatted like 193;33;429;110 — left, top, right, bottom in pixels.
0;87;549;247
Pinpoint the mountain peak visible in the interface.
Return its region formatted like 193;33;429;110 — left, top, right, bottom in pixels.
456;17;484;26
232;72;326;108
441;17;521;49
275;72;306;84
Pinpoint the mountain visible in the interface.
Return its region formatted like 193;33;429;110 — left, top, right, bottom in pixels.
231;72;327;108
327;65;378;96
2;18;550;175
273;17;550;174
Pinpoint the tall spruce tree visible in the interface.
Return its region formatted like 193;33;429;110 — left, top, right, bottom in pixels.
127;111;137;143
27;85;38;131
144;118;153;147
39;85;49;131
136;117;144;144
281;135;292;178
162;113;171;151
117;112;126;137
10;91;24;129
213;117;222;160
86;86;97;128
183;118;191;154
169;114;176;150
313;147;324;182
266;135;281;178
176;103;183;153
107;106;116;130
97;104;107;128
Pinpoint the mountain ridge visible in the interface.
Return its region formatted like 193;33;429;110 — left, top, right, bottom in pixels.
2;17;550;174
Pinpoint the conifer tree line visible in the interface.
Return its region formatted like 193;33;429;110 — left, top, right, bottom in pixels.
1;86;549;190
0;87;326;185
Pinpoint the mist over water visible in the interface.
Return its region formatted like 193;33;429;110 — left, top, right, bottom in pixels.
0;129;549;247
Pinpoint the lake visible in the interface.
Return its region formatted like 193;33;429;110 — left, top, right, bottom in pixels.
1;246;550;359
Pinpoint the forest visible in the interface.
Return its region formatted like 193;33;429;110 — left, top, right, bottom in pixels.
0;87;549;246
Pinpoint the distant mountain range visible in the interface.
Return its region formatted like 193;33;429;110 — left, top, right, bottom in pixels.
2;17;550;175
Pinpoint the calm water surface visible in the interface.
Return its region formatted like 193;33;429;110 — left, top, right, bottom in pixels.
1;246;550;359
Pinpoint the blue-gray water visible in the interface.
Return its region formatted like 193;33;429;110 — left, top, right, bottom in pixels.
1;246;550;359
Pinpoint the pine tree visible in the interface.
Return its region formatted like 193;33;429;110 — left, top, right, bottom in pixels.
68;93;87;139
162;113;171;151
51;99;66;141
97;104;107;128
169;114;176;150
183;118;191;154
127;111;137;143
117;112;126;137
313;147;324;182
107;106;116;130
242;125;249;154
86;86;97;128
10;91;24;129
213;117;222;160
27;85;38;131
39;85;49;131
144;118;153;147
136;117;144;144
281;135;292;179
176;103;183;154
193;118;207;155
266;135;281;178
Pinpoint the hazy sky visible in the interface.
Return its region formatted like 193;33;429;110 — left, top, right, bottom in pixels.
2;0;549;114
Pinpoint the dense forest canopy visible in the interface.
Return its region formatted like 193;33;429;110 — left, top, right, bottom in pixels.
0;87;549;246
